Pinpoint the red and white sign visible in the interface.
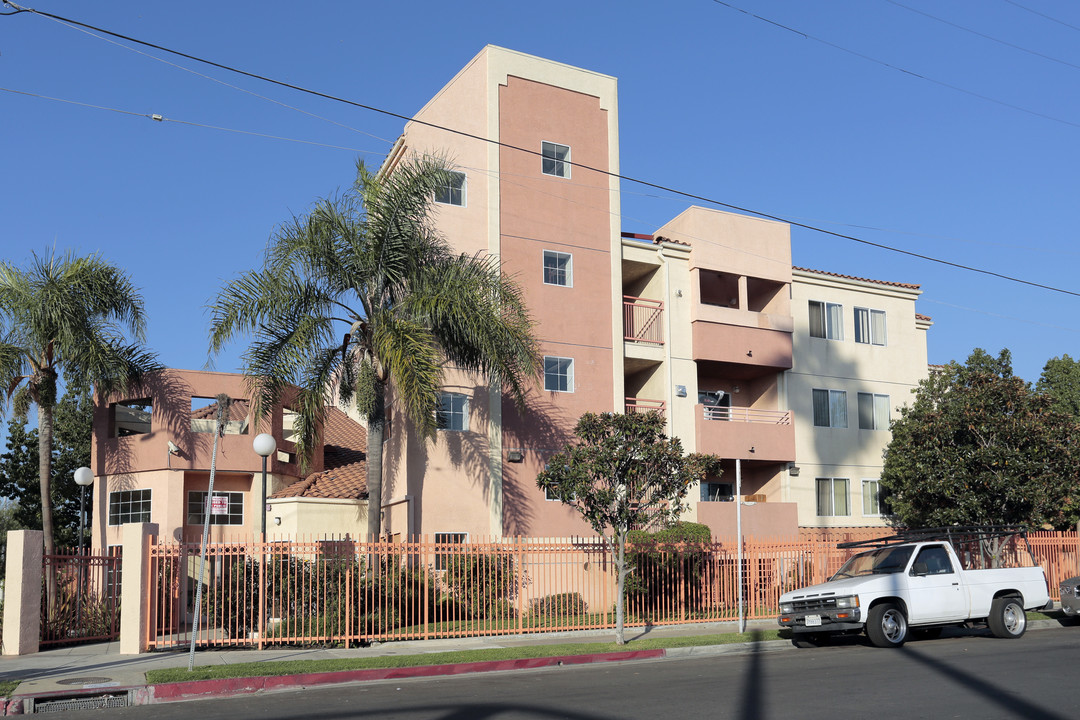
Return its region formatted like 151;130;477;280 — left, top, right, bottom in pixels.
210;495;229;515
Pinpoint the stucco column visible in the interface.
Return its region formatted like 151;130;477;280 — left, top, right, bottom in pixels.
120;522;158;654
3;530;43;655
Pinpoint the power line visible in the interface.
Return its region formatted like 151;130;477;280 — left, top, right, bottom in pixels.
887;0;1080;73
710;0;1080;130
5;1;1080;299
1003;0;1080;34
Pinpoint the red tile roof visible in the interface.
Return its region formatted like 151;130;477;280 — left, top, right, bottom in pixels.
916;313;933;322
794;266;920;290
191;398;251;422
270;407;367;500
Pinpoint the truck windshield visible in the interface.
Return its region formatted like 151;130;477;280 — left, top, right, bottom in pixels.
832;546;914;579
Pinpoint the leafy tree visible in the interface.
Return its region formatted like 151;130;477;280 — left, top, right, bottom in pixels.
0;251;160;556
1037;354;1080;418
0;385;92;548
881;348;1080;530
535;411;720;644
208;156;541;540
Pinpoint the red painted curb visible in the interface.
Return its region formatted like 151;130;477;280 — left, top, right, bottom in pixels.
150;649;666;703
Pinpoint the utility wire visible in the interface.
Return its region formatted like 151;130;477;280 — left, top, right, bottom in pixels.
710;0;1080;130
1003;0;1080;34
887;0;1080;73
0;87;381;154
5;1;1080;299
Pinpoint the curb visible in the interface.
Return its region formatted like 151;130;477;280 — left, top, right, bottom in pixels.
144;649;667;704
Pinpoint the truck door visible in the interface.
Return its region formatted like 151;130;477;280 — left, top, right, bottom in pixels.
906;544;968;624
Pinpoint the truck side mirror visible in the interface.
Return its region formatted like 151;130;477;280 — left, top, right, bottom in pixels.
912;562;929;576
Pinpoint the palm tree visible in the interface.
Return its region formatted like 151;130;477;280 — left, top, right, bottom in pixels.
0;250;161;557
209;155;541;540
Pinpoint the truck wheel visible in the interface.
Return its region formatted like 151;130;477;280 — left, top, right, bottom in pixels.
867;603;907;647
988;596;1027;639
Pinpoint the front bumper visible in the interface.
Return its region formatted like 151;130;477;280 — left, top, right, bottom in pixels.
778;607;863;633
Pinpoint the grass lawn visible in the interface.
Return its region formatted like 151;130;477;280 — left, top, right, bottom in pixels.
146;629;785;684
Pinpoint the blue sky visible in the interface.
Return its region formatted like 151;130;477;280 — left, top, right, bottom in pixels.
3;0;1078;388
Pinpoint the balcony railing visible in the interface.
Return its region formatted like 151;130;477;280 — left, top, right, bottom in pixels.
703;406;791;424
625;397;665;415
623;296;664;345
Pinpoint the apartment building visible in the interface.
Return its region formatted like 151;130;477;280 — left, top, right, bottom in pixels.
376;45;930;539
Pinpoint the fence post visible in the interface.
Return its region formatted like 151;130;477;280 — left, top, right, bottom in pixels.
120;522;158;654
2;530;43;655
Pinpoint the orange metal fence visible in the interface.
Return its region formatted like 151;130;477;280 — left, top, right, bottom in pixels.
41;548;122;646
145;531;1080;650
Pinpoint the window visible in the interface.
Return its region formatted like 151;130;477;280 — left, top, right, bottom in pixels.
437;392;469;432
434;171;466;206
190;397;250;434
543;250;572;287
541;141;570;178
862;479;881;516
854;307;887;346
434;532;467;570
108;489;152;525
808;301;843;340
544;356;574;392
914;545;954;575
187;491;244;526
816;478;850;516
858;393;890;430
104;545;122;600
701;482;734;502
112;399;152;437
812;389;847;428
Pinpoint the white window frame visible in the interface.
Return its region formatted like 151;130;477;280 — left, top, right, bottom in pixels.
541;141;571;178
809;300;843;340
434;171;467;207
187;490;245;526
108;489;152;525
854;307;887;346
437;391;469;432
862;478;882;516
812;388;848;428
544;356;574;393
542;250;573;287
816;477;850;517
858;392;891;430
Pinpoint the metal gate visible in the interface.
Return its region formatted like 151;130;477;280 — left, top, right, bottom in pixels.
40;548;122;646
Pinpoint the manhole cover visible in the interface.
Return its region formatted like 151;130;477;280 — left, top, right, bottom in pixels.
56;677;112;686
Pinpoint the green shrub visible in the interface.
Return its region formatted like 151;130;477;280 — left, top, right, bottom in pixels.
625;521;713;619
442;552;519;619
530;592;588;617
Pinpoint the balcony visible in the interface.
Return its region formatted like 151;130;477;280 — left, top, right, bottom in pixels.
695;404;795;462
625;397;665;415
624;296;663;345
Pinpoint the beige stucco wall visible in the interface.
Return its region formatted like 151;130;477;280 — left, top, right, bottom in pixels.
787;270;929;527
267;497;366;539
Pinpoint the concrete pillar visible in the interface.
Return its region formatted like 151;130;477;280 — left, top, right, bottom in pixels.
120;523;158;654
3;530;43;656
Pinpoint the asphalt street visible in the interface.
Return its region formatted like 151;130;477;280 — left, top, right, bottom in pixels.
64;627;1080;720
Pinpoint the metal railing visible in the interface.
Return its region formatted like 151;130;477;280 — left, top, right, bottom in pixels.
703;406;792;424
625;398;665;415
623;296;664;345
143;530;1080;649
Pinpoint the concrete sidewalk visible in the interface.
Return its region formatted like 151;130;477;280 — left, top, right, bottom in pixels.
0;618;780;709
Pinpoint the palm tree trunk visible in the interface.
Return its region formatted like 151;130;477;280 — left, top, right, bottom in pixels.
365;382;386;541
38;401;58;610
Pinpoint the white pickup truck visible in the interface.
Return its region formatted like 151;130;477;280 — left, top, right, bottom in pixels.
778;531;1050;648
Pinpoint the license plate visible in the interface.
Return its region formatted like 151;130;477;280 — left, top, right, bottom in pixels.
805;614;822;627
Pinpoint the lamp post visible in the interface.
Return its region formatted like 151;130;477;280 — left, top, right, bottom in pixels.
73;466;94;630
252;434;277;538
74;466;94;555
252;433;276;650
